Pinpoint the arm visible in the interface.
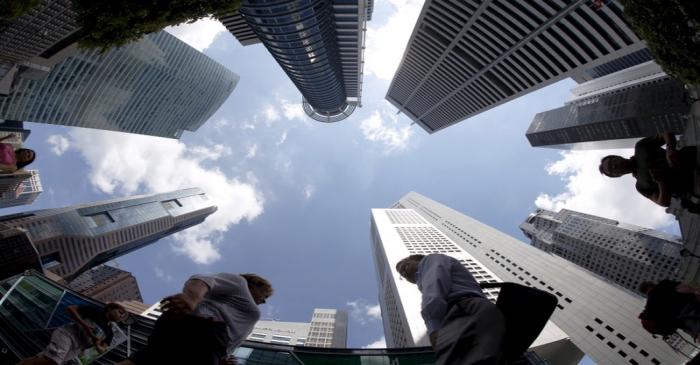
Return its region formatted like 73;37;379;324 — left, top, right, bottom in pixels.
161;278;210;316
0;163;17;173
419;256;452;347
67;306;100;342
676;283;700;300
662;133;682;167
0;135;14;142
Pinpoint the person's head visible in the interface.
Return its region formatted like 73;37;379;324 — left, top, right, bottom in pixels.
242;273;273;305
104;303;129;323
599;155;631;178
639;281;656;296
14;148;35;169
395;254;425;284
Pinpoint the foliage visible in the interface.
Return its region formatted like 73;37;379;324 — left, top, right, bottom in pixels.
73;0;241;51
620;0;700;84
0;0;41;22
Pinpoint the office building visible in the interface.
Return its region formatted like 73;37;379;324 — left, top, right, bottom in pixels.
0;224;41;280
371;192;689;364
117;300;152;316
246;308;347;348
0;31;238;138
220;0;372;122
526;61;690;149
0;120;31;145
0;188;216;280
0;170;42;209
0;0;80;95
0;170;33;197
68;265;143;302
386;0;650;133
520;208;682;294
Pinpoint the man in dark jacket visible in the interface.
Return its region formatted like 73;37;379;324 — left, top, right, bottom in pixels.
639;280;700;339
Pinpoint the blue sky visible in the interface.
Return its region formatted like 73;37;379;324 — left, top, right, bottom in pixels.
4;0;680;353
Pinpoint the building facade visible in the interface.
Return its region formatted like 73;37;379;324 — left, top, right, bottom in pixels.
386;0;649;133
0;188;216;280
0;224;41;280
247;308;347;348
0;120;31;145
220;0;372;122
68;265;143;302
520;208;682;294
0;170;42;209
372;192;690;364
526;61;690;149
0;31;238;138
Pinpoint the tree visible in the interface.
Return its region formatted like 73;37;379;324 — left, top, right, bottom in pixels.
620;0;700;84
0;0;40;23
73;0;241;51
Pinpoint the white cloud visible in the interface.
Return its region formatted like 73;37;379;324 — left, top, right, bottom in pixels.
246;144;259;159
164;17;227;52
69;129;264;264
47;134;70;155
303;184;314;200
154;267;173;281
263;105;281;123
276;131;288;146
536;149;675;229
360;107;413;153
347;300;382;325
363;336;386;349
281;100;306;121
364;0;424;80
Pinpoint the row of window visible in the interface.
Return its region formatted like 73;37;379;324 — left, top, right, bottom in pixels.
586;317;660;365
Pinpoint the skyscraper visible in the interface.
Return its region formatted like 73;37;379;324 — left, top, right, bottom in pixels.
371;192;688;364
520;208;682;294
526;61;690;149
248;308;348;348
0;224;41;280
0;31;238;138
68;265;143;302
0;170;42;208
0;120;31;145
219;0;372;122
386;0;649;133
0;188;216;280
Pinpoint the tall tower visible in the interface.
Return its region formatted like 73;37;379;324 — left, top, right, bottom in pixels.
68;265;143;303
386;0;649;133
526;61;690;149
219;0;372;123
0;188;216;280
520;208;682;294
0;31;238;138
371;192;689;364
0;170;42;209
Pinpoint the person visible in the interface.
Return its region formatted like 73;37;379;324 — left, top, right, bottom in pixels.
0;134;36;173
117;273;273;365
17;303;129;365
639;280;700;339
599;133;697;208
396;254;506;365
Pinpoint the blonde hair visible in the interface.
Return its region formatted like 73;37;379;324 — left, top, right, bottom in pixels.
241;273;274;297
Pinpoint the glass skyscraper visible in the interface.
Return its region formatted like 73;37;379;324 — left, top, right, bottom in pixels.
0;188;216;280
0;31;238;138
220;0;372;122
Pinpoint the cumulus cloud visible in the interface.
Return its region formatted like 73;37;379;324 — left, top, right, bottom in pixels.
281;99;306;121
276;131;288;146
154;267;173;282
303;184;314;200
263;105;281;123
364;336;386;349
536;149;674;229
164;17;227;52
360;107;413;153
246;144;259;159
68;129;264;264
47;134;70;155
364;0;424;80
347;300;382;325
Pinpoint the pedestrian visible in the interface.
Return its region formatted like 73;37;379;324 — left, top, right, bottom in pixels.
16;303;129;365
396;254;506;365
117;272;273;365
639;280;700;339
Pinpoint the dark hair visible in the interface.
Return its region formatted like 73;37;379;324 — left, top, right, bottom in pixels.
638;281;656;295
395;254;426;272
599;155;617;177
104;302;125;312
15;148;35;169
241;273;274;297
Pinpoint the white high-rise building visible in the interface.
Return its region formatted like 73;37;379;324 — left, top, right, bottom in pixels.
371;192;690;365
247;309;348;348
520;208;682;294
0;170;42;208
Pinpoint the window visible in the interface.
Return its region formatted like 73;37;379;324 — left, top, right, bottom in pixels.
88;212;114;226
249;333;266;339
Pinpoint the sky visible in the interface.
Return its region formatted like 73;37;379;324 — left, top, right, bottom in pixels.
4;0;682;353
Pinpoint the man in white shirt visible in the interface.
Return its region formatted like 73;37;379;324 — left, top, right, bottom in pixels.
118;273;273;365
396;254;506;365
